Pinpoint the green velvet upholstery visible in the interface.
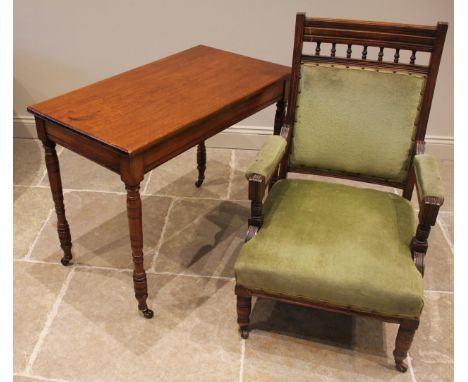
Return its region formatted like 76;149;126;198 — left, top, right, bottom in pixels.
290;64;426;182
414;154;444;200
246;135;287;182
235;179;423;319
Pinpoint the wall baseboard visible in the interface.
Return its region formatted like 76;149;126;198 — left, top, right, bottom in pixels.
14;116;453;160
13;116;37;139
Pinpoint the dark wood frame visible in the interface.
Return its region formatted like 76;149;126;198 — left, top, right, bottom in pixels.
236;13;447;373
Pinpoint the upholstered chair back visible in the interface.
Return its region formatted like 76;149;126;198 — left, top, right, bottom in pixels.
283;15;448;197
290;63;426;182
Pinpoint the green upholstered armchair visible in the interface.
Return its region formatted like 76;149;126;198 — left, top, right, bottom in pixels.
234;14;448;373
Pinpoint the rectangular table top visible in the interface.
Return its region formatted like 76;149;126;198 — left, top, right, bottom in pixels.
28;45;290;155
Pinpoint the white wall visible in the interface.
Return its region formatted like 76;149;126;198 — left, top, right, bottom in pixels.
14;0;453;155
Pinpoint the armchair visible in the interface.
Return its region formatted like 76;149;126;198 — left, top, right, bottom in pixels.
234;14;447;372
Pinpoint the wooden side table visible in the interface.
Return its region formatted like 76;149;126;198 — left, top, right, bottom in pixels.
27;45;290;318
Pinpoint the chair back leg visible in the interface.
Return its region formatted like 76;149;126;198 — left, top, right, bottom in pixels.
393;319;420;372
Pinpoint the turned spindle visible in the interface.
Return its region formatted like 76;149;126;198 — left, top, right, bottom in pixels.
315;41;321;56
378;47;384;62
394;48;400;63
362;45;368;59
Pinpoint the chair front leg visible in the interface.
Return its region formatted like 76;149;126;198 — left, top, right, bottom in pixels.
393;319;419;372
235;285;252;339
195;141;206;187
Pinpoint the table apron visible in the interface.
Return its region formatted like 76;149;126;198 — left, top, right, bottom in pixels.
45;120;123;174
142;79;286;172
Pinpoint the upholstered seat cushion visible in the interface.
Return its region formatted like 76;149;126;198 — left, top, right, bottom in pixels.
235;179;423;319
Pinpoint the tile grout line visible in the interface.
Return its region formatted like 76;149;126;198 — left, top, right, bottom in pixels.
14;258;136;274
225;149;235;200
239;339;246;382
14;184;127;195
142;170;153;195
62;188;126;195
173;195;248;203
407;353;418;382
25;268;76;374
424;289;454;294
24;208;54;260
150;196;178;271
14;258;235;281
14;183;251;202
35;160;48;187
73;263;131;273
14;184;45;188
14;373;77;382
437;219;454;254
14;258;66;266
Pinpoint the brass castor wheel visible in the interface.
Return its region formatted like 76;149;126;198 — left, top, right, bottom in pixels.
141;308;154;319
60;256;73;266
240;328;250;339
395;361;408;373
195;179;204;188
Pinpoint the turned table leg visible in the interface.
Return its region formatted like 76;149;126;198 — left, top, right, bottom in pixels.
125;184;153;319
43;141;73;266
195;141;206;187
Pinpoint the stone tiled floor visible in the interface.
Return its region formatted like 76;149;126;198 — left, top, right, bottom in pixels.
13;138;454;382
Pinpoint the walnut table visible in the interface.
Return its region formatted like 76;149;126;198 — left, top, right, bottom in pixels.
27;45;290;318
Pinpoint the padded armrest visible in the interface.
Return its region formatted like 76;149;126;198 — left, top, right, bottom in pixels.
245;135;287;183
413;154;444;202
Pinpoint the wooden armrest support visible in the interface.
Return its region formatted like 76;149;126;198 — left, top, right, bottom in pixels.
418;196;442;226
245;174;266;241
409;140;445;276
248;173;266;222
410;196;443;277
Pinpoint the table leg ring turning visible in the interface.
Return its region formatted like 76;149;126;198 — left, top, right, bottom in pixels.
43;141;74;266
126;184;154;319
